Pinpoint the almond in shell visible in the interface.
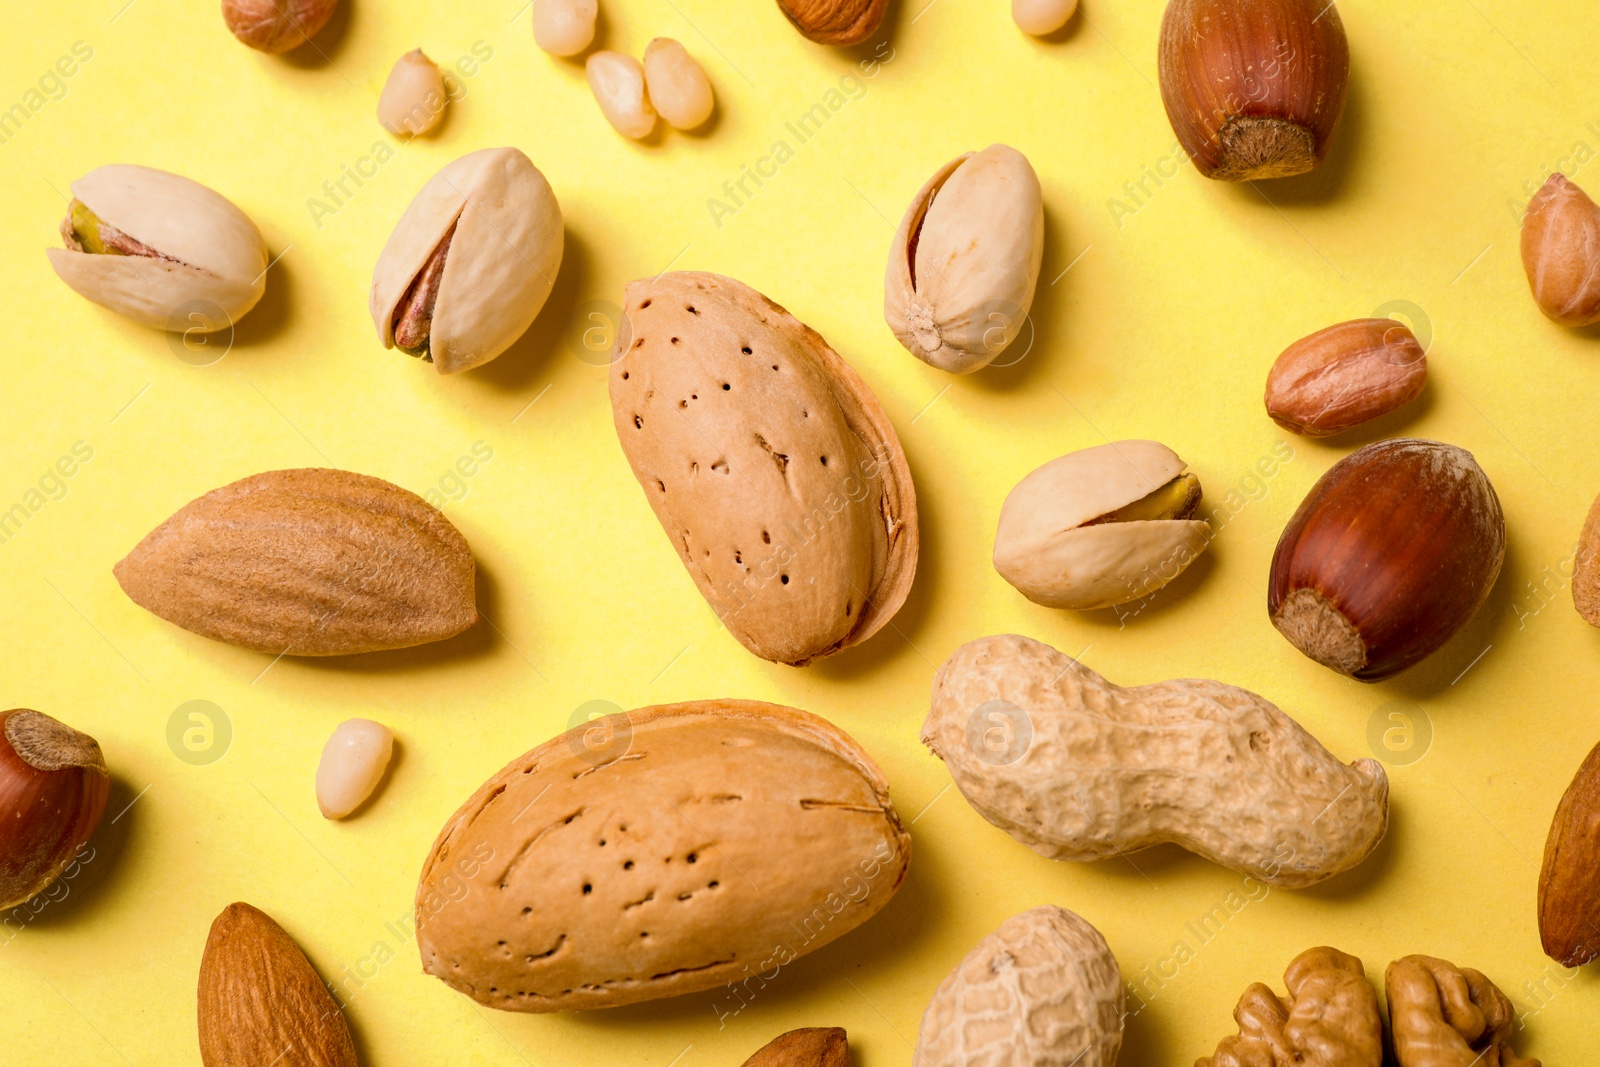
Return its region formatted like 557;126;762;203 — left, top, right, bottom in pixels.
415;700;910;1012
114;468;476;656
197;902;357;1067
610;272;918;666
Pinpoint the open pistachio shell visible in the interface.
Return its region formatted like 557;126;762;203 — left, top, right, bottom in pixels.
370;147;564;375
994;440;1211;610
46;165;267;332
885;144;1044;374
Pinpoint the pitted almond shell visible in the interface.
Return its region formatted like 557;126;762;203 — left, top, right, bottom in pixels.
114;468;476;656
46;164;267;330
198;902;357;1067
994;440;1210;609
885;144;1044;374
415;700;911;1012
610;271;918;666
370;147;563;374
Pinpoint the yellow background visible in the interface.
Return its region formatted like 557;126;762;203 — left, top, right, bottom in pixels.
4;0;1599;1062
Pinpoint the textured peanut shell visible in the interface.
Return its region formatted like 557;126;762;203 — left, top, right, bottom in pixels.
741;1027;850;1066
885;145;1044;374
370;147;563;373
916;906;1123;1067
1572;489;1600;627
923;634;1388;888
610;272;918;666
993;440;1210;610
1264;319;1428;437
1197;947;1382;1067
1537;739;1600;965
1521;173;1600;327
415;700;910;1012
197;902;357;1067
114;468;476;655
1385;956;1539;1067
47;164;267;330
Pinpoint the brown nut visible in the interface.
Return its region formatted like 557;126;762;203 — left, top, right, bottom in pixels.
916;906;1123;1067
1268;439;1505;681
1537;738;1600;966
114;468;477;656
1158;0;1349;181
1264;319;1428;437
415;700;910;1012
741;1028;849;1067
1197;947;1382;1067
198;903;357;1066
1384;955;1539;1067
1520;173;1600;327
610;272;918;666
1574;489;1600;626
775;0;887;45
0;710;109;911
221;0;337;53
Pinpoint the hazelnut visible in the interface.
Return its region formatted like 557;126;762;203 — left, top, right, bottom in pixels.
0;710;110;910
1521;173;1600;327
775;0;887;46
1269;439;1505;681
1158;0;1349;181
222;0;337;54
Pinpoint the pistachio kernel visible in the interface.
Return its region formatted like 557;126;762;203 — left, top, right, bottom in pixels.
392;220;457;362
1084;473;1203;526
61;199;181;263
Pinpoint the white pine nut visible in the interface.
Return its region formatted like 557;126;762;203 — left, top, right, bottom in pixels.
1012;0;1077;36
315;719;394;819
534;0;598;57
586;51;656;139
377;49;448;137
643;38;714;131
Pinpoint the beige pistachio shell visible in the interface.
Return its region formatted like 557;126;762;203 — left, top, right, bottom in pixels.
885;144;1044;374
415;700;911;1012
610;272;918;666
994;440;1210;609
370;147;563;374
46;164;267;331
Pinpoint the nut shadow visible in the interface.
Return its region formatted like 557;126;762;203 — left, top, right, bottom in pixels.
12;773;140;932
964;201;1074;394
278;0;355;69
1225;65;1365;208
228;245;296;350
468;225;593;396
1296;801;1400;903
839;0;905;64
289;557;506;675
1029;2;1087;46
1065;549;1219;634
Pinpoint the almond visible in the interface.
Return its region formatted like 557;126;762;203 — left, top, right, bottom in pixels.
1264;319;1427;437
114;468;476;656
415;700;910;1012
742;1027;850;1067
197;902;357;1067
1538;739;1600;966
610;272;918;666
775;0;886;45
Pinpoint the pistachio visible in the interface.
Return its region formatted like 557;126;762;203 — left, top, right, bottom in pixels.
994;440;1211;609
46;165;268;333
885;144;1044;374
370;147;563;374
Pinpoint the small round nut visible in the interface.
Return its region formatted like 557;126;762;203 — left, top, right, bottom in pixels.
642;38;714;131
378;49;448;137
1012;0;1077;35
222;0;337;54
316;719;394;819
533;0;598;56
586;51;656;139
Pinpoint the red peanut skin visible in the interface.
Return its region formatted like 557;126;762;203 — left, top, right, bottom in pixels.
1522;173;1600;328
1264;319;1427;437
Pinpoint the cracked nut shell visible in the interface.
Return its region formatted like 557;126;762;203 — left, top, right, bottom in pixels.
415;700;910;1012
610;271;918;666
1269;439;1504;681
993;440;1210;610
370;147;563;373
47;164;267;332
884;144;1044;374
